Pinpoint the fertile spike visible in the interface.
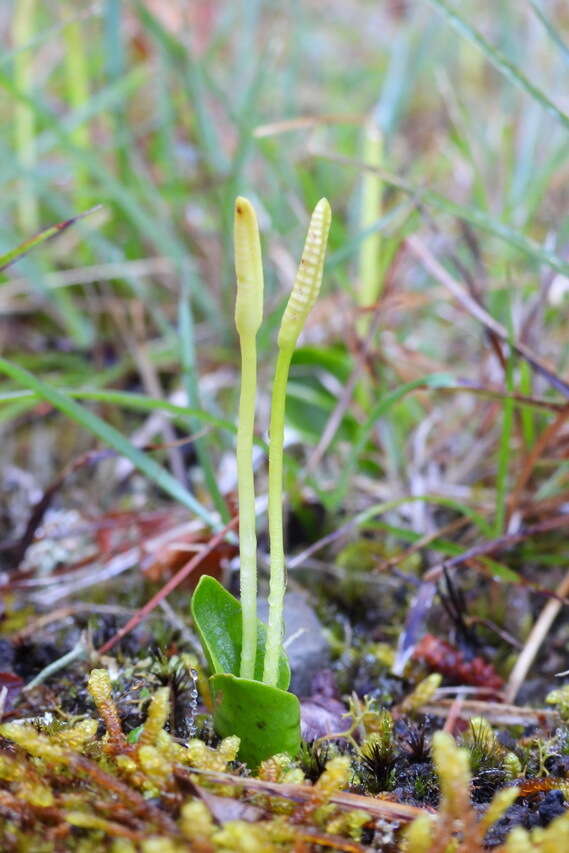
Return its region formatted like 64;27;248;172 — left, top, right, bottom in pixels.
234;197;264;337
263;198;332;687
277;198;331;350
233;196;263;679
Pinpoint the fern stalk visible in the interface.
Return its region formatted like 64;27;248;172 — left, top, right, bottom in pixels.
263;198;331;685
234;197;264;679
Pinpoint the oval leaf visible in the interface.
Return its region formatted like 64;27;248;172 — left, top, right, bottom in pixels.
210;673;301;768
191;575;290;689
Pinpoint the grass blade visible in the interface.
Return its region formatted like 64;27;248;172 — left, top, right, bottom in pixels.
426;0;569;134
495;345;515;537
328;373;456;509
13;0;38;232
0;358;221;531
61;1;91;210
179;278;230;521
357;120;383;335
0;387;252;445
0;69;217;319
530;1;569;67
0;207;101;274
316;151;569;282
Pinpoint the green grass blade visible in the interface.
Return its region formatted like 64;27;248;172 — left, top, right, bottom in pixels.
495;341;515;537
326;202;412;268
13;0;38;232
357;121;383;333
519;360;536;447
133;0;226;174
0;388;263;458
0;69;217;320
322;152;569;280
530;1;569;67
352;495;493;541
0;206;98;346
327;373;456;509
179;278;230;521
61;1;90;209
36;65;147;159
0;387;238;437
0;358;221;530
426;0;569;134
0;207;101;274
360;519;520;584
103;0;129;181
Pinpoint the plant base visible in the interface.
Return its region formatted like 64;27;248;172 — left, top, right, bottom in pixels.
210;672;301;769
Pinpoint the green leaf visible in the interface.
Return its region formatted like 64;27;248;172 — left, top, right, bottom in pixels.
126;725;143;745
286;380;359;445
210;673;300;768
292;344;353;382
191;575;290;689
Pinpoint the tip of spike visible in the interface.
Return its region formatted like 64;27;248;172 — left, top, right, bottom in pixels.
234;196;263;337
276;198;331;351
313;198;332;230
235;196;249;216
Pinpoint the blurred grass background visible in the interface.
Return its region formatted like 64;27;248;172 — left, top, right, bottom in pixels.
2;0;569;560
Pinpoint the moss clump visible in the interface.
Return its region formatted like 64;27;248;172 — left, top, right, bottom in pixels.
2;665;569;851
0;667;376;850
404;731;519;852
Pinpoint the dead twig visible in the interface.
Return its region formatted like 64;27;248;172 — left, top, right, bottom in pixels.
422;697;560;727
507;407;569;522
96;515;239;655
405;234;569;398
395;514;569;674
505;566;569;703
174;765;430;824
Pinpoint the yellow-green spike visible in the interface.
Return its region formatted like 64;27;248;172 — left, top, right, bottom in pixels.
277;198;332;350
235;197;264;337
263;198;332;686
233;196;264;679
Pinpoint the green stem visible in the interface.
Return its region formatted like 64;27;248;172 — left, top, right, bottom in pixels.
263;344;294;686
62;2;90;212
13;0;38;233
495;347;514;537
23;638;88;692
238;333;259;679
519;359;535;448
357;121;383;337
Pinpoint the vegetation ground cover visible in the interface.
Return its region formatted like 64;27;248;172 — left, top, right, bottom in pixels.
2;2;569;850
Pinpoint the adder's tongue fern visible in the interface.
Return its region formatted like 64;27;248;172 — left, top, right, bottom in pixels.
277;199;332;349
262;198;332;686
233;196;331;686
234;197;264;679
235;197;264;337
